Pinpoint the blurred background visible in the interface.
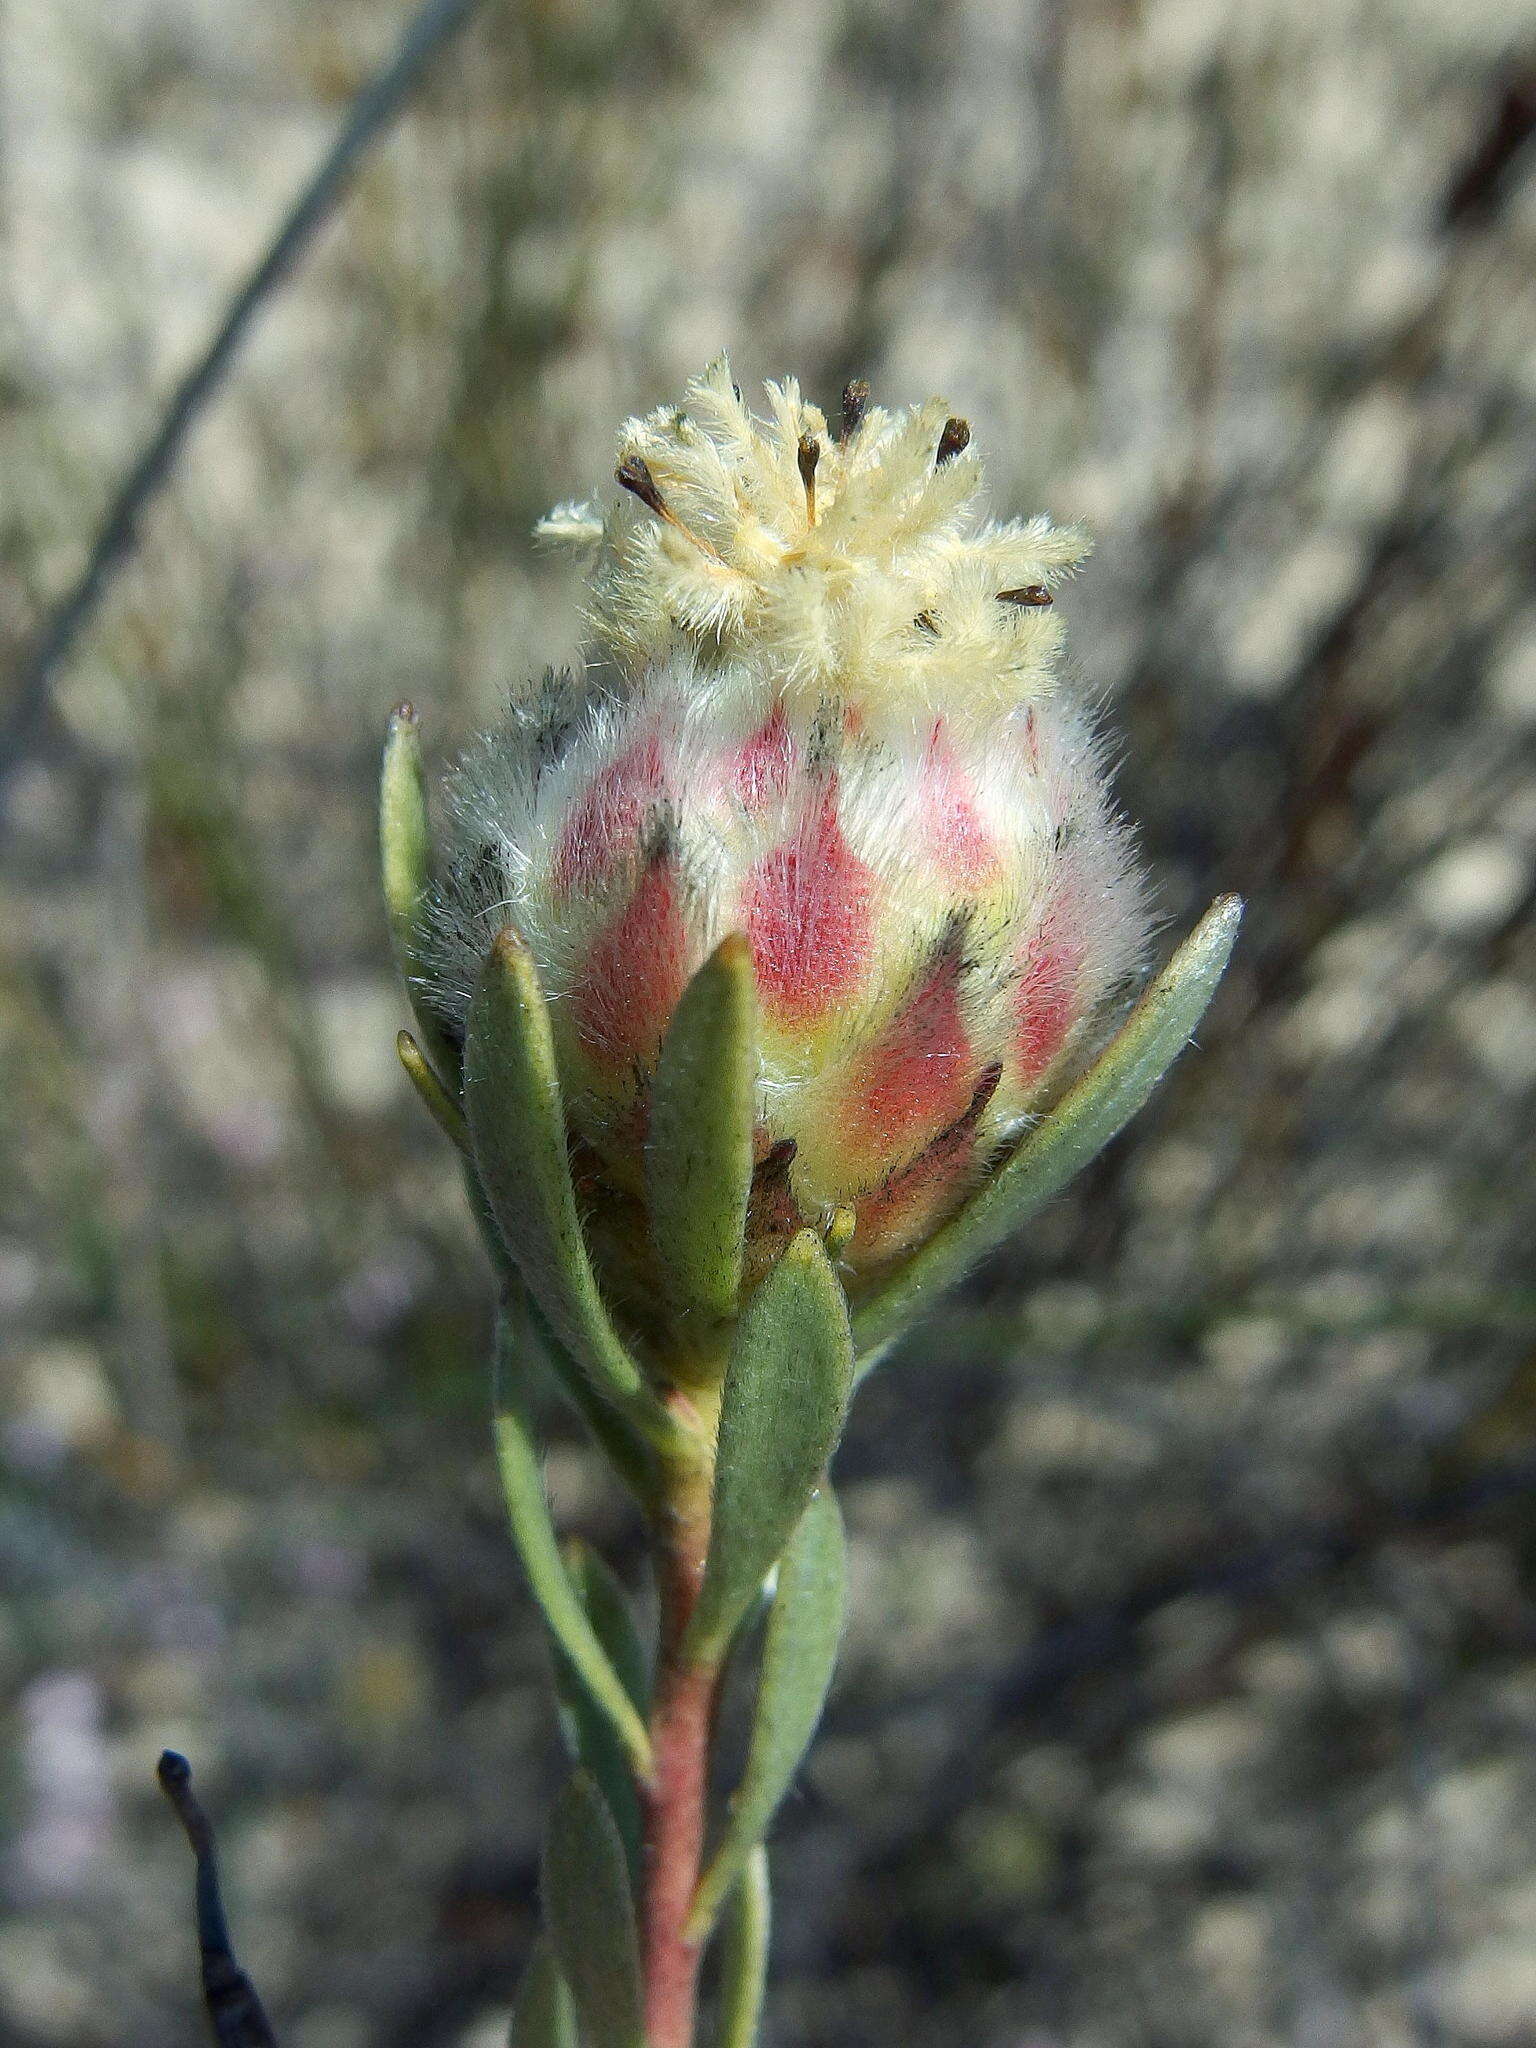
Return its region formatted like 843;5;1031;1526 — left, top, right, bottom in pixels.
3;1;1536;2042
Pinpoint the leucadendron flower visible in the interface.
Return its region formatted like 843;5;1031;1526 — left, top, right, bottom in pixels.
389;359;1232;1382
379;362;1240;2048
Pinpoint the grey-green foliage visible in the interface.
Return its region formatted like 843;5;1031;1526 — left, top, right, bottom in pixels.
691;1487;846;1937
396;1027;469;1150
553;1541;650;1879
715;1849;772;2048
852;895;1244;1367
379;707;430;972
465;927;678;1450
479;1210;656;1506
685;1231;854;1668
492;1306;653;1780
542;1772;646;2048
508;1937;578;2048
647;934;758;1360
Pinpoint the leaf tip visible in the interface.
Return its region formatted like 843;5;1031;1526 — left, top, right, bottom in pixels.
778;1230;850;1328
1189;892;1244;977
713;930;753;974
487;922;531;970
476;925;542;1025
824;1205;856;1257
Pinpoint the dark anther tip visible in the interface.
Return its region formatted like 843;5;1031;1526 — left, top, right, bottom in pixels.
913;609;939;635
840;379;870;440
615;453;668;519
998;585;1053;607
797;433;820;520
935;417;971;466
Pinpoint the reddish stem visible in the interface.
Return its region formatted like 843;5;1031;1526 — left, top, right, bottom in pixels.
640;1468;719;2048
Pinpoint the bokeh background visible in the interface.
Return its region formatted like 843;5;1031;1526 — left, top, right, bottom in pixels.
4;1;1536;2042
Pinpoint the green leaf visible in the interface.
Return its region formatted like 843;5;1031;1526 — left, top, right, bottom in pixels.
397;1029;469;1152
542;1772;646;2048
851;895;1243;1368
380;705;458;1083
475;1208;655;1510
523;1285;660;1510
380;704;430;970
479;1211;656;1510
714;1848;771;2048
646;935;757;1372
463;1163;518;1292
685;1232;853;1668
690;1488;845;1938
492;1306;653;1781
466;928;679;1451
508;1936;577;2048
553;1541;650;1881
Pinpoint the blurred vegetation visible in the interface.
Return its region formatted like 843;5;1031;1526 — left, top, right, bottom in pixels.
2;1;1535;2044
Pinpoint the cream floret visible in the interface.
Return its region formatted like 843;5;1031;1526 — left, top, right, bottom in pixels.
534;357;1090;734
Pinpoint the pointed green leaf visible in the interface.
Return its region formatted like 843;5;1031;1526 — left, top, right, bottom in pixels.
522;1283;660;1510
553;1541;649;1881
647;935;757;1368
467;928;678;1450
543;1772;646;2048
464;1163;518;1292
509;1936;577;2048
851;895;1243;1368
714;1848;771;2048
480;1215;656;1511
397;1030;469;1151
685;1232;853;1668
567;1542;650;1712
492;1307;653;1781
690;1488;844;1938
380;704;430;971
380;705;458;1083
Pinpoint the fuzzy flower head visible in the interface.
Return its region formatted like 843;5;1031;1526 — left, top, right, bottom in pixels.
537;356;1091;737
419;364;1148;1347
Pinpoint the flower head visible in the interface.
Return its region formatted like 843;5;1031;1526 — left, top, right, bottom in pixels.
415;362;1148;1344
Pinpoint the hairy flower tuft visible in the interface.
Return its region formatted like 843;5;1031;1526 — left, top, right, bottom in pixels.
534;355;1090;736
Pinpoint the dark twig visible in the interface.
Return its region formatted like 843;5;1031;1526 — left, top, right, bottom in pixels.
0;0;482;790
158;1751;280;2048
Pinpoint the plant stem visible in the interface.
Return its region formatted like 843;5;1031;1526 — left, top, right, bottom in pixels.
641;1442;719;2048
